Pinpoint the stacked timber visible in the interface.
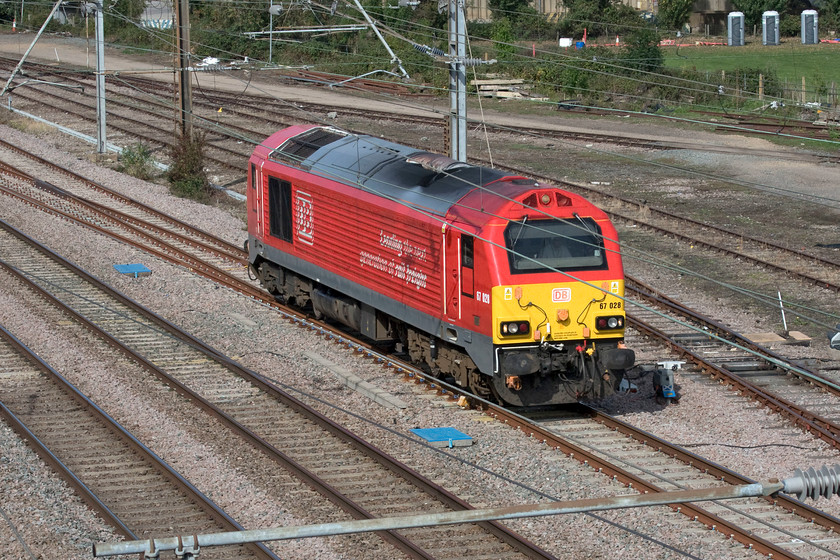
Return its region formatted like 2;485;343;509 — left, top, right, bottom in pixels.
469;78;549;100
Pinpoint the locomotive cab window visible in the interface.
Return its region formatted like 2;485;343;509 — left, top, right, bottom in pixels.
268;176;293;242
505;217;606;273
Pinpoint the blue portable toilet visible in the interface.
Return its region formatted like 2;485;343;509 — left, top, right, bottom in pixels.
728;12;745;46
802;10;818;44
762;11;779;45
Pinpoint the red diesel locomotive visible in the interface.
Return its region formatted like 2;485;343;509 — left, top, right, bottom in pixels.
246;125;634;406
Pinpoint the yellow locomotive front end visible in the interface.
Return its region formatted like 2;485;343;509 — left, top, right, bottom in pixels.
493;278;626;347
482;209;634;406
489;279;633;406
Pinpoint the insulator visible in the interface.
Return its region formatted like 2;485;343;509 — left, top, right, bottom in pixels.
412;44;445;57
461;57;495;67
784;465;840;501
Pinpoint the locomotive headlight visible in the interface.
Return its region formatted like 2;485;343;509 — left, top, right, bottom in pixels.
596;316;624;330
501;321;530;337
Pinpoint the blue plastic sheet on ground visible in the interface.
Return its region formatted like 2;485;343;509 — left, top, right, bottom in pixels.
410;427;472;448
113;264;151;278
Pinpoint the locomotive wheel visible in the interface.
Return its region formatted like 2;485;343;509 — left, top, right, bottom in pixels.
467;369;494;401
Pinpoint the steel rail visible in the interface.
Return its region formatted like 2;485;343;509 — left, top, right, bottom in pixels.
0;326;136;542
6;97;840;556
6;84;245;172
0;218;556;560
627;313;840;448
627;276;840;394
584;407;840;531
0;159;245;263
0;136;242;252
485;405;803;559
0;251;437;560
0;176;250;292
0;325;279;560
497;173;840;293
7;56;838;170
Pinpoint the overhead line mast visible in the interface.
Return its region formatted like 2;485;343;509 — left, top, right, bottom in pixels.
447;0;467;162
175;0;193;136
417;0;494;162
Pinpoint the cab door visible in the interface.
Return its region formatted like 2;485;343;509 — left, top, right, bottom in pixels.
249;162;264;238
444;228;460;321
444;232;476;323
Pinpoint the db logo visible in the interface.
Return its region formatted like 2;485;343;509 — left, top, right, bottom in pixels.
552;288;571;302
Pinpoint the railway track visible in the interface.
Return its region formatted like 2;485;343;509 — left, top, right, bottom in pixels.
0;325;277;560
4;138;840;444
624;276;840;446
6;58;840;313
4;78;252;175
0;218;555;559
4;94;840;555
5;83;840;306
504;404;840;559
558;177;840;292
0;138;246;261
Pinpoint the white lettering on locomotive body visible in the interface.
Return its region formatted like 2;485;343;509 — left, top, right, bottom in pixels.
359;250;390;272
368;229;431;289
378;230;428;262
379;230;403;256
552;287;572;302
405;266;427;289
295;191;314;245
359;250;427;290
476;290;491;304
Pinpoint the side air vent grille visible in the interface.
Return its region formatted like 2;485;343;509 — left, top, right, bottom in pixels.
270;127;347;165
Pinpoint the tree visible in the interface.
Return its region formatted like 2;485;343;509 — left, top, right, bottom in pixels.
825;0;840;30
731;0;787;30
623;28;663;72
559;0;613;36
559;0;643;38
491;17;517;60
657;0;694;31
488;0;538;24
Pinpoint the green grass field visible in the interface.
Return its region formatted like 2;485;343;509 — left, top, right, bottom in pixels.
662;40;840;98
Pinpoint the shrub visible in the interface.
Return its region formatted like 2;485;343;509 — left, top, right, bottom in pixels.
167;131;212;201
118;143;155;180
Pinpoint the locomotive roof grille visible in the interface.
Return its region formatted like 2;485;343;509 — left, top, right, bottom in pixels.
270;127;348;165
270;127;515;216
